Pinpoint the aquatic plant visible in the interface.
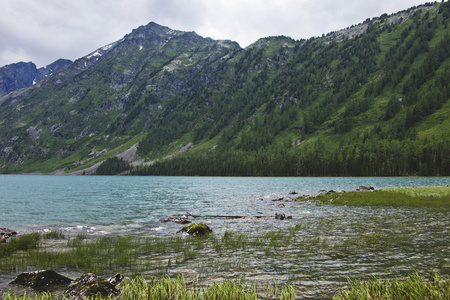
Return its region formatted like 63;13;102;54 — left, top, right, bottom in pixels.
41;231;65;240
333;273;450;300
0;233;40;257
0;275;295;300
303;186;450;208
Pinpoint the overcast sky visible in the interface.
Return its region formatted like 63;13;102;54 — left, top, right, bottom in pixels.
0;0;429;68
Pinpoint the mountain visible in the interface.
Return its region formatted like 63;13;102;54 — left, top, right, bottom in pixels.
0;59;72;94
0;2;449;176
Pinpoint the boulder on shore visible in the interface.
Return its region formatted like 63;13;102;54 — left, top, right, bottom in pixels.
178;223;212;236
10;270;73;291
64;273;121;299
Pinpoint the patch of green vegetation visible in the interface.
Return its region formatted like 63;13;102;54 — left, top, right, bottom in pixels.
0;233;40;257
42;231;65;240
303;186;450;208
0;274;296;300
95;157;131;175
333;272;450;300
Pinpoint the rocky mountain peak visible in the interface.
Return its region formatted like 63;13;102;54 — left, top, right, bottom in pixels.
0;59;72;95
127;21;182;41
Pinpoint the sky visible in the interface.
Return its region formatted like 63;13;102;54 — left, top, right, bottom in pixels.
0;0;431;68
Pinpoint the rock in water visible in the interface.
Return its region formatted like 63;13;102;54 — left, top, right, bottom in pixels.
64;273;121;299
178;223;212;236
275;212;286;220
10;270;72;291
160;216;191;224
0;227;17;237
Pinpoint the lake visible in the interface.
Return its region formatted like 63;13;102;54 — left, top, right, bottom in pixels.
1;175;448;235
1;175;449;298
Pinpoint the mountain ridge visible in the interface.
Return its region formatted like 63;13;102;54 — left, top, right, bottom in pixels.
0;59;72;95
1;1;449;176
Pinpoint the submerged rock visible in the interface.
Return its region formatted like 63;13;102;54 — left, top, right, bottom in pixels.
64;273;121;299
10;270;72;291
178;223;212;236
160;216;191;224
272;197;284;201
275;212;292;220
275;212;286;220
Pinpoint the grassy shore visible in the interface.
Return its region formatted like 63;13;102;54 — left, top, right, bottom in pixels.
300;186;450;208
1;274;296;300
1;272;448;299
332;272;450;300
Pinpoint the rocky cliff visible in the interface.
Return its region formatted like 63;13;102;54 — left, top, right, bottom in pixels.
0;59;72;94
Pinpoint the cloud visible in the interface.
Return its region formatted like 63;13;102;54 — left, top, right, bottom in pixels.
0;0;429;68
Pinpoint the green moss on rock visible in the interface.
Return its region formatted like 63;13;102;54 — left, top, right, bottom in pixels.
179;223;212;236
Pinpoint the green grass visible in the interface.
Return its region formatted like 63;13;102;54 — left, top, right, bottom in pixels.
0;233;40;257
2;272;447;300
302;186;450;208
0;275;296;300
42;231;65;240
333;273;450;300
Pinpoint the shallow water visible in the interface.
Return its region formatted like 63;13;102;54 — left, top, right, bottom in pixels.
0;175;449;298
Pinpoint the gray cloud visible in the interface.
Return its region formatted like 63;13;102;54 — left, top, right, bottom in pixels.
0;0;428;68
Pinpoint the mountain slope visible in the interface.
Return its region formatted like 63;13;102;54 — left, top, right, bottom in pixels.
1;2;449;176
0;59;72;94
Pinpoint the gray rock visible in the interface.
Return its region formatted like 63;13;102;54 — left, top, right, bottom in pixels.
275;212;286;220
0;227;17;237
160;216;191;224
10;270;72;291
64;273;121;299
108;273;124;286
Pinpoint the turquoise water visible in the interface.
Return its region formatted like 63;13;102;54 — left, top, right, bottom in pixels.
1;175;448;236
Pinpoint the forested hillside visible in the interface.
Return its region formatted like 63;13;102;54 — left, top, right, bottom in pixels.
1;2;449;176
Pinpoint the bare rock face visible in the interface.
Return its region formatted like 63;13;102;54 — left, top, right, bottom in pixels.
0;59;72;95
63;273;121;299
10;270;73;291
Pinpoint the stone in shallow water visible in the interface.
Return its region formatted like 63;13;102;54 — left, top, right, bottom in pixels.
10;270;72;291
160;216;191;224
64;273;121;299
178;223;212;236
0;227;17;237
